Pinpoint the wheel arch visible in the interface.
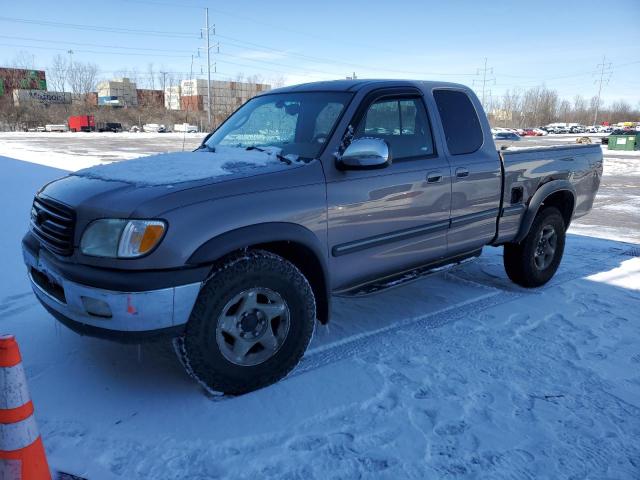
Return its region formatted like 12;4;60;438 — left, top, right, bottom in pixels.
187;222;331;324
514;180;576;243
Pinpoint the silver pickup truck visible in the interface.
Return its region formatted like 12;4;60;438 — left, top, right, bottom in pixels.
23;80;602;394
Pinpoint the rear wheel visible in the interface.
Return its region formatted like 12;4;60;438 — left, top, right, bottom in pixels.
179;250;316;395
503;207;566;288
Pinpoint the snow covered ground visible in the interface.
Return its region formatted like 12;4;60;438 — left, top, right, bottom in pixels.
0;134;639;479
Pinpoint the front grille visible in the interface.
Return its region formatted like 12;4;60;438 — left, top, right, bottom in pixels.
30;195;75;256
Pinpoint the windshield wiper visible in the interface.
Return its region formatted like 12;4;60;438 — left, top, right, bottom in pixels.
196;144;215;152
246;145;292;165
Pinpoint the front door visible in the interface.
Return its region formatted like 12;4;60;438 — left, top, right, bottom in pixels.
326;90;452;291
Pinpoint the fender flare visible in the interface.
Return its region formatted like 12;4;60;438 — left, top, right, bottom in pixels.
514;180;576;243
186;222;331;323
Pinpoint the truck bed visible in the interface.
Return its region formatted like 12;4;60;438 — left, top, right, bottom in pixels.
495;143;603;244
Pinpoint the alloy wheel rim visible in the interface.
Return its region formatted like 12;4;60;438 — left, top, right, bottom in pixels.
534;225;557;270
215;288;290;367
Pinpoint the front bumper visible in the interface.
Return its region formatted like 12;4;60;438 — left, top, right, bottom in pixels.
23;240;203;343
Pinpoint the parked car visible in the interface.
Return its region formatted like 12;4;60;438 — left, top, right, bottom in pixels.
97;122;123;133
23;79;603;395
522;128;537;136
493;131;521;141
143;123;167;133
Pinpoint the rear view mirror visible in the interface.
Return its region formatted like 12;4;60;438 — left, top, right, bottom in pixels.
338;137;391;170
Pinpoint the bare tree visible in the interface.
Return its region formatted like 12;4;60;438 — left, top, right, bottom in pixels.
11;50;35;70
68;61;98;95
48;54;69;93
557;99;571;122
270;75;286;89
147;63;156;90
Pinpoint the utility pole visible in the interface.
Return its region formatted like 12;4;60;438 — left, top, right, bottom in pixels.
473;58;495;108
593;55;613;127
160;71;168;92
200;9;218;128
160;71;168;110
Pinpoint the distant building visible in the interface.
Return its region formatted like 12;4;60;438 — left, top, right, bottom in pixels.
97;77;138;107
164;85;181;110
178;78;270;113
137;89;164;108
12;89;71;106
72;92;98;106
0;68;47;98
490;109;513;122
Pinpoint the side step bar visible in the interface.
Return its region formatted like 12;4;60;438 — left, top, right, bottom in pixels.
335;249;482;298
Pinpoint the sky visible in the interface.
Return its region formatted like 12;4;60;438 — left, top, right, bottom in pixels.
1;0;639;106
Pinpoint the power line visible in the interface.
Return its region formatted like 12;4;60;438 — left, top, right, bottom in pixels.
593;56;613;126
216;33;479;78
0;35;194;54
200;8;217;126
0;42;191;59
473;58;495;106
0;16;196;38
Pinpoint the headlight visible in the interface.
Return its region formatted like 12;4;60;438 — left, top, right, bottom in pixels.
80;219;166;258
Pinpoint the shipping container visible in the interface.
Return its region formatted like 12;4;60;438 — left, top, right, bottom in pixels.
180;95;204;111
12;89;71;106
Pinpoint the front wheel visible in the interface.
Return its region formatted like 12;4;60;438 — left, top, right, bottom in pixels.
503;207;566;288
180;250;316;395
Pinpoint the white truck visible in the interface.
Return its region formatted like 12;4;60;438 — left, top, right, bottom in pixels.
45;124;69;132
174;123;198;133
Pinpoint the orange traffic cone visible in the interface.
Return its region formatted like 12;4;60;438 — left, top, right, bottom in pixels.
0;334;51;480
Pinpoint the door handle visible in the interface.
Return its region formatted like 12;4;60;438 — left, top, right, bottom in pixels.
426;172;443;183
456;168;470;178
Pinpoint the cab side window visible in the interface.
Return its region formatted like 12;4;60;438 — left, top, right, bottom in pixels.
433;89;483;155
354;97;434;160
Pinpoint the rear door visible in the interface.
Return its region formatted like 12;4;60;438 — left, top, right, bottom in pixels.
326;88;452;290
432;89;502;255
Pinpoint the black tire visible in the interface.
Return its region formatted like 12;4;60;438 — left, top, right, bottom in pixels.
180;250;316;395
503;207;566;288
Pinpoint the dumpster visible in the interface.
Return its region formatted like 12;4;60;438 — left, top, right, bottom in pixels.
608;132;639;151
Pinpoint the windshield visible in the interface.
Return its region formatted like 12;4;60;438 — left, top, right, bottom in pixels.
205;92;352;160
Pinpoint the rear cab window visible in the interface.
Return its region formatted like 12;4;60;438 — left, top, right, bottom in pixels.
433;89;484;155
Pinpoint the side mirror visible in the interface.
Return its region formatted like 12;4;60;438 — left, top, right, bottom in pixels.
337;137;391;170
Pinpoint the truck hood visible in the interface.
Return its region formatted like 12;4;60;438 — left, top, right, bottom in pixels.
71;147;292;187
38;148;323;223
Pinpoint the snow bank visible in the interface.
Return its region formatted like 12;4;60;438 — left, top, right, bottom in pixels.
72;146;285;186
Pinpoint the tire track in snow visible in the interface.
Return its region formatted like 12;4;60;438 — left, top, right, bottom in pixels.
291;253;626;378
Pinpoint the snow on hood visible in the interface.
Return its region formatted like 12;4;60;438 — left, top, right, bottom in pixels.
72;146;287;186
